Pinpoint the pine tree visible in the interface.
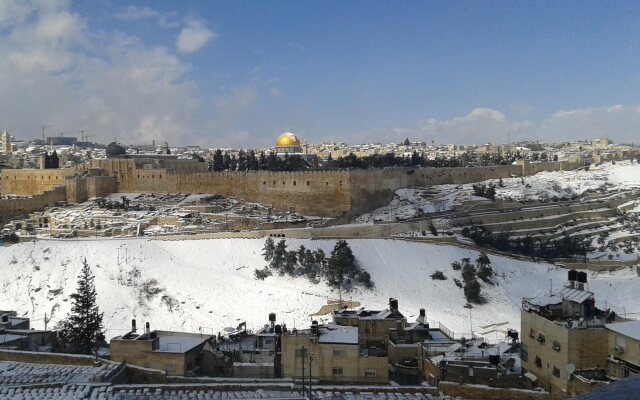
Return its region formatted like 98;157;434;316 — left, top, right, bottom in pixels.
50;150;60;168
262;237;275;261
464;279;482;303
57;258;104;354
212;149;224;171
271;239;287;272
326;240;355;288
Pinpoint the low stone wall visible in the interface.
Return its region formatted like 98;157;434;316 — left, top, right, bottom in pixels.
0;186;66;224
439;381;552;400
0;349;102;366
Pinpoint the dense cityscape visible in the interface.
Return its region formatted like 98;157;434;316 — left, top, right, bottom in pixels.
2;1;640;400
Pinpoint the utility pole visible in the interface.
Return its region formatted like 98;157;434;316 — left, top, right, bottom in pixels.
39;124;54;143
300;346;305;394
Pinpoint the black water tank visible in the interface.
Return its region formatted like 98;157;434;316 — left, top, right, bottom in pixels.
489;354;500;366
311;321;319;335
420;308;426;317
269;313;276;322
131;319;137;332
507;329;519;340
577;271;587;284
568;269;578;282
274;324;282;335
390;298;399;310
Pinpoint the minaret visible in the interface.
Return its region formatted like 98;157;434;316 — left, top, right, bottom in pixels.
0;131;11;155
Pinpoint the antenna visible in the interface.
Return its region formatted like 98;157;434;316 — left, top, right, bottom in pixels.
38;124;54;142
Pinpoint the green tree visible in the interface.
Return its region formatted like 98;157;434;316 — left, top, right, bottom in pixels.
57;259;104;354
464;279;482;303
262;237;275;262
326;240;356;288
212;149;224;171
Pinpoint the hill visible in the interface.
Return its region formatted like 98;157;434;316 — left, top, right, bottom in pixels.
0;237;638;340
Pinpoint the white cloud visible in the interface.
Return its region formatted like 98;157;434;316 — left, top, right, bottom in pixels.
388;105;640;145
270;87;282;97
115;5;178;28
176;20;215;54
0;1;211;145
539;105;640;143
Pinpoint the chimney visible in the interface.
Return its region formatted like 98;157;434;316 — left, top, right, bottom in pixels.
389;298;399;312
145;322;150;333
131;319;137;333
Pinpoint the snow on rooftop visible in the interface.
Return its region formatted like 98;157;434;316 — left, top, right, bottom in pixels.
157;335;205;353
606;320;640;341
319;324;358;344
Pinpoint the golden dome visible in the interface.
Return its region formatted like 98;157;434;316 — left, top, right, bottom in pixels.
275;132;301;147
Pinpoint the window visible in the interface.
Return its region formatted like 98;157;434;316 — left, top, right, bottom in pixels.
293;180;296;186
529;329;536;339
263;339;272;345
553;366;561;378
537;333;546;344
553;340;561;352
306;181;310;185
332;367;343;375
333;348;346;357
534;356;542;368
521;343;528;362
364;369;376;377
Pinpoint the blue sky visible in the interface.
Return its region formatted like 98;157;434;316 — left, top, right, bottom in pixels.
1;0;639;146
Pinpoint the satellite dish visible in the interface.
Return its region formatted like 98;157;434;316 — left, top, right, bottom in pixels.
566;364;576;375
503;358;516;369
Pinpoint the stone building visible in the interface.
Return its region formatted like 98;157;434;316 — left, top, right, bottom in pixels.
521;270;624;396
110;322;212;376
606;320;640;379
333;298;406;348
280;321;388;384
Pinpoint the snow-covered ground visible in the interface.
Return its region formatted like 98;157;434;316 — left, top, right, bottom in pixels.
1;237;639;341
358;161;640;222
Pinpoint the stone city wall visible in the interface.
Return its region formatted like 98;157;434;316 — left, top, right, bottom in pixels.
1;160;584;218
1;168;76;196
0;186;66;224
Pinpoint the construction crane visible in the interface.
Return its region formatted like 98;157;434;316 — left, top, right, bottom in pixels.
38;124;54;142
78;129;93;142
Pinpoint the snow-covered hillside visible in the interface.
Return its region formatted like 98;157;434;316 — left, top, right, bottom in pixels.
358;160;640;222
1;238;638;340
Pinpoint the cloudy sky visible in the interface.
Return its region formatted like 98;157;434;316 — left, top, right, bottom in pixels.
1;0;639;147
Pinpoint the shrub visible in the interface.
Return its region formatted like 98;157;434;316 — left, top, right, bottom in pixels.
254;267;272;280
430;270;447;280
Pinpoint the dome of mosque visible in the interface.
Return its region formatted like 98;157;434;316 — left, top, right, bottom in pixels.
106;142;126;157
275;132;301;147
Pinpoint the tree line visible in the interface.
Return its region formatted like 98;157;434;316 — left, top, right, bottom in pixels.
204;149;540;172
255;238;373;289
461;224;590;261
